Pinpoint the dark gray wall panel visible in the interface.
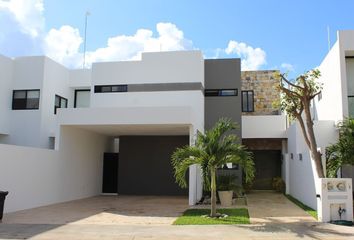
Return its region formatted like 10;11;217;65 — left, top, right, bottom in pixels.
118;136;189;195
204;59;241;134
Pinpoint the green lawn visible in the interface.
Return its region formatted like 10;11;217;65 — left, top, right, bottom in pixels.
285;194;318;219
173;208;250;225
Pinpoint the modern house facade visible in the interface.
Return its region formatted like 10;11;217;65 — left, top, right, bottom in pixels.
1;31;352;216
0;50;287;213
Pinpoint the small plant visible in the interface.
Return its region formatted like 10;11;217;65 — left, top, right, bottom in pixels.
272;177;285;193
217;174;243;197
217;174;236;191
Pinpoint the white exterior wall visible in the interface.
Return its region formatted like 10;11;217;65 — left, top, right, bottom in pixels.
0;55;13;135
287;121;338;210
69;69;91;88
241;115;287;138
0;51;207;208
2;57;45;147
90;51;204;125
0;126;110;213
91;51;203;86
315;30;354;121
41;58;71;146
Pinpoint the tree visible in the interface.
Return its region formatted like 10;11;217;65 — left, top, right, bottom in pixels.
326;118;354;177
171;118;255;217
277;69;325;177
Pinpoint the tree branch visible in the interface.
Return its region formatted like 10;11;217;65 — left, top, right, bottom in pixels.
279;85;302;98
280;74;304;90
310;91;321;100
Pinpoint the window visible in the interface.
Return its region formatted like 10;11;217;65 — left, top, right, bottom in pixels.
241;90;254;112
349;96;354;118
12;89;40;110
94;85;128;93
54;95;68;114
74;89;90;108
205;89;238;97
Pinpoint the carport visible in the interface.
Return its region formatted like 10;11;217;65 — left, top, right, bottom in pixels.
56;106;204;205
73;124;190;196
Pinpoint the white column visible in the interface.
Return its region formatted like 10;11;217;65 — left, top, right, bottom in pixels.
188;125;203;205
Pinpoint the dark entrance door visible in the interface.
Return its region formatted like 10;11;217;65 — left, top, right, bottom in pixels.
118;136;189;196
102;153;119;194
252;150;281;190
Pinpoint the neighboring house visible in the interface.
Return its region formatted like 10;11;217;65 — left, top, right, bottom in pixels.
285;30;354;210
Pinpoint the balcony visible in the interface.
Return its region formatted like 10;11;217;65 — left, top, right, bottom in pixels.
242;114;287;139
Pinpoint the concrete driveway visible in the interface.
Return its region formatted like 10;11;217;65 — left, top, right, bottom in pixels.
247;191;316;223
2;195;189;225
0;193;353;239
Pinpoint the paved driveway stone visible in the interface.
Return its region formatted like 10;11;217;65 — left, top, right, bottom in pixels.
0;194;353;239
247;191;316;223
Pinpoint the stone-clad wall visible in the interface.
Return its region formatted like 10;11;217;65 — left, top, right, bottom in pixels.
241;70;280;115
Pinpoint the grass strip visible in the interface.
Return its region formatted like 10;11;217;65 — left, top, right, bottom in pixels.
285;194;317;219
173;208;250;225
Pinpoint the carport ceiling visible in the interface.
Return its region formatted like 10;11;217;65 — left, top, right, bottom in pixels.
68;124;190;137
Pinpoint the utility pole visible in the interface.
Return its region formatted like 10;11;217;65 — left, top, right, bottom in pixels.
83;11;90;68
327;25;331;52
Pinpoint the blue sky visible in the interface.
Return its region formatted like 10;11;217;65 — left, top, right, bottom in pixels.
1;0;354;76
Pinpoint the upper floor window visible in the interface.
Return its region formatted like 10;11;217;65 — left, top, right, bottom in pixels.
94;85;128;93
54;95;68;114
205;89;238;97
241;90;254;112
74;89;90;108
12;89;40;110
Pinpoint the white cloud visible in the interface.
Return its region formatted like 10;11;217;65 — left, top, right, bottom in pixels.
44;25;83;68
225;40;266;70
44;22;194;68
85;22;193;66
0;1;193;68
0;0;44;38
281;63;295;72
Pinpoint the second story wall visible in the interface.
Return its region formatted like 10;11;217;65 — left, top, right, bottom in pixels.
4;57;45;147
41;58;71;148
241;70;280;116
90;51;205;125
204;59;241;134
315;31;354;121
0;55;13;135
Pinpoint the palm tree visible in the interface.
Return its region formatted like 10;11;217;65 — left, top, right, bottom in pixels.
326;118;354;177
171;118;255;217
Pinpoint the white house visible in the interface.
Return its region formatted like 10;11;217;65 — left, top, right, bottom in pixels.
1;30;352;217
0;50;287;213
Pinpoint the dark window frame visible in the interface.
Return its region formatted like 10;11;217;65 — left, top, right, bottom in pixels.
74;89;90;108
12;89;40;110
94;85;128;93
204;88;238;97
54;94;68;114
241;90;254;112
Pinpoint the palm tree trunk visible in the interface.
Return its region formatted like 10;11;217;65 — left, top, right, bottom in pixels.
210;167;217;217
